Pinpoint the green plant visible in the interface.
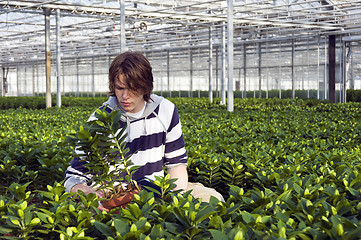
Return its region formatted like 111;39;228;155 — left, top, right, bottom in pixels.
3;97;361;238
66;107;141;199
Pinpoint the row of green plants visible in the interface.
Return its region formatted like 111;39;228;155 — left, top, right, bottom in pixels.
2;88;361;110
157;89;323;99
0;97;107;110
139;89;361;102
1;97;361;239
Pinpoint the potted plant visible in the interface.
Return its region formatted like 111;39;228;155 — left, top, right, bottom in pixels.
66;107;141;211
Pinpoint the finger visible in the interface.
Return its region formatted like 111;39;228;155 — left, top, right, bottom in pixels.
96;191;105;198
98;204;108;212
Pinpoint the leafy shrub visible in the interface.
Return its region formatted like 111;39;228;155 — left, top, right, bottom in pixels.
1;97;361;238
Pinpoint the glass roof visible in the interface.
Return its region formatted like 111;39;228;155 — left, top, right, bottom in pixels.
1;0;361;67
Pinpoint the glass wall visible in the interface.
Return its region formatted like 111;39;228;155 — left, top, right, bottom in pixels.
2;36;360;101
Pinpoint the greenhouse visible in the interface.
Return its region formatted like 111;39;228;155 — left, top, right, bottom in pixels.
2;1;361;239
1;0;361;109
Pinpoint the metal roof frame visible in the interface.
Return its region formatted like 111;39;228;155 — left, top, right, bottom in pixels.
1;0;361;68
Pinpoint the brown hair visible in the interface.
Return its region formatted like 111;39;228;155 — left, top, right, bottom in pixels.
109;51;153;102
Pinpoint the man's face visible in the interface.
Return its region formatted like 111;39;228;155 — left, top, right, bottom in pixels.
115;74;145;113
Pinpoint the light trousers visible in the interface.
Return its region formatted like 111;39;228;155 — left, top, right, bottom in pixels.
186;182;225;202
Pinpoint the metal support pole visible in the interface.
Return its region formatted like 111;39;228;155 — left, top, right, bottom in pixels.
120;0;126;53
0;68;3;97
324;38;327;100
56;9;61;107
243;44;247;98
44;8;51;108
238;69;241;92
317;36;320;99
167;50;171;97
278;64;281;99
62;63;65;95
24;67;27;94
221;24;226;105
278;42;281;99
265;39;269;99
92;56;95;97
0;68;2;97
227;0;234;112
350;44;354;90
36;64;39;95
266;69;268;99
2;67;8;95
258;43;262;98
342;40;347;103
216;47;219;98
329;35;336;103
208;26;213;103
189;49;193;98
16;68;19;96
339;39;343;103
76;59;79;97
291;39;295;99
307;39;310;99
32;65;35;96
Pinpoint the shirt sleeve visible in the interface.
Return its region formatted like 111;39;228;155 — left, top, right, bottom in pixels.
164;105;188;166
64;155;93;192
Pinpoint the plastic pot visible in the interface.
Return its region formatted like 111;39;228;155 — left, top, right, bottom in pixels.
101;189;139;211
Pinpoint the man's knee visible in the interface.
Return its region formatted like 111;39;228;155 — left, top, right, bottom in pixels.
186;182;225;202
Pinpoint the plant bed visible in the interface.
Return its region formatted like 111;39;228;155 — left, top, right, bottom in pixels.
2;98;361;239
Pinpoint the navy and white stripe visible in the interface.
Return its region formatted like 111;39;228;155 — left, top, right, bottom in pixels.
64;95;187;192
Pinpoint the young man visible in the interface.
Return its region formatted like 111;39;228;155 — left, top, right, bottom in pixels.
64;51;224;205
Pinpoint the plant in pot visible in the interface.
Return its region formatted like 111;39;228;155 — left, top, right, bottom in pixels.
66;107;141;211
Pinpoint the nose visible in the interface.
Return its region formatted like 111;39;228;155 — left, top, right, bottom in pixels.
122;89;129;99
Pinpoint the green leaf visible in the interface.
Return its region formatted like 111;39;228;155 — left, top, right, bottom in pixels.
149;224;164;238
195;206;216;224
209;229;228;239
24;211;33;226
127;204;142;219
0;226;13;234
113;218;129;235
208;215;223;229
94;221;113;237
163;222;185;235
275;211;289;223
135;217;148;230
240;211;254;224
77;128;91;140
173;207;191;228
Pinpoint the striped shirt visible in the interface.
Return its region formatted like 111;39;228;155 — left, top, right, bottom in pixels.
64;94;188;192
